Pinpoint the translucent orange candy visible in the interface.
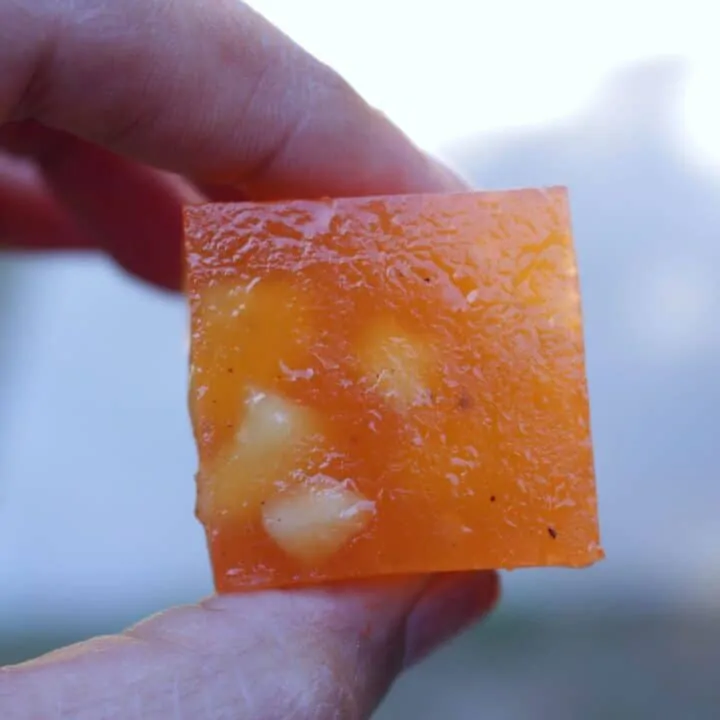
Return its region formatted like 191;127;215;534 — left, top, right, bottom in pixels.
184;187;603;592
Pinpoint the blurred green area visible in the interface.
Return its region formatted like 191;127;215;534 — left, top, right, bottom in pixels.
386;608;720;720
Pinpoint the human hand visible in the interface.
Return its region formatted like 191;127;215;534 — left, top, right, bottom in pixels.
0;2;499;718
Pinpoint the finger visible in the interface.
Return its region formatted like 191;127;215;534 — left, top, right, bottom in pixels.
2;128;204;289
1;572;499;719
0;127;245;287
0;0;459;201
0;127;245;289
195;182;251;204
0;154;90;250
403;571;500;668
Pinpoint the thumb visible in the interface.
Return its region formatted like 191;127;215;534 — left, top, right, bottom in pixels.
1;572;498;719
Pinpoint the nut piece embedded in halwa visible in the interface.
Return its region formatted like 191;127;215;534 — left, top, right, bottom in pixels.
261;477;376;562
238;389;319;454
357;317;434;411
198;390;322;522
196;278;315;385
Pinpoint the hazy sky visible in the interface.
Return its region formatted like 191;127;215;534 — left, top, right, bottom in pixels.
252;0;720;164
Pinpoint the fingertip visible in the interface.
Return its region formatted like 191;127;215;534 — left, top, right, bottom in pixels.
425;154;474;193
403;570;500;670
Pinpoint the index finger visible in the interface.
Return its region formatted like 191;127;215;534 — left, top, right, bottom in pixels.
1;0;458;200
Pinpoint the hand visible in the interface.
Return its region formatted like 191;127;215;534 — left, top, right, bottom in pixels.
0;2;499;718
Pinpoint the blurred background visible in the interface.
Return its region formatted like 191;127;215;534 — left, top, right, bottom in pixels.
2;0;719;717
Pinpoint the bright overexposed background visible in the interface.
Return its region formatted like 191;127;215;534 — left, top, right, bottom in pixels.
2;1;720;717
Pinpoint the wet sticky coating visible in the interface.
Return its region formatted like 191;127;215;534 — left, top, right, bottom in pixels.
184;187;603;592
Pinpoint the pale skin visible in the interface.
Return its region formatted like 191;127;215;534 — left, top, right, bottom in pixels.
0;1;500;718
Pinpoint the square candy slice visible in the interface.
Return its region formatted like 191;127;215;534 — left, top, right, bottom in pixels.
184;187;603;592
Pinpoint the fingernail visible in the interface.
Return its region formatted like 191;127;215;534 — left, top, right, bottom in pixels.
403;571;500;669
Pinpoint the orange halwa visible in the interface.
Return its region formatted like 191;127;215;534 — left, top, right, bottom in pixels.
184;187;603;592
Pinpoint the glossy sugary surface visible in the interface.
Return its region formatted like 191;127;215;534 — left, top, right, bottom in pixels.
184;187;603;592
